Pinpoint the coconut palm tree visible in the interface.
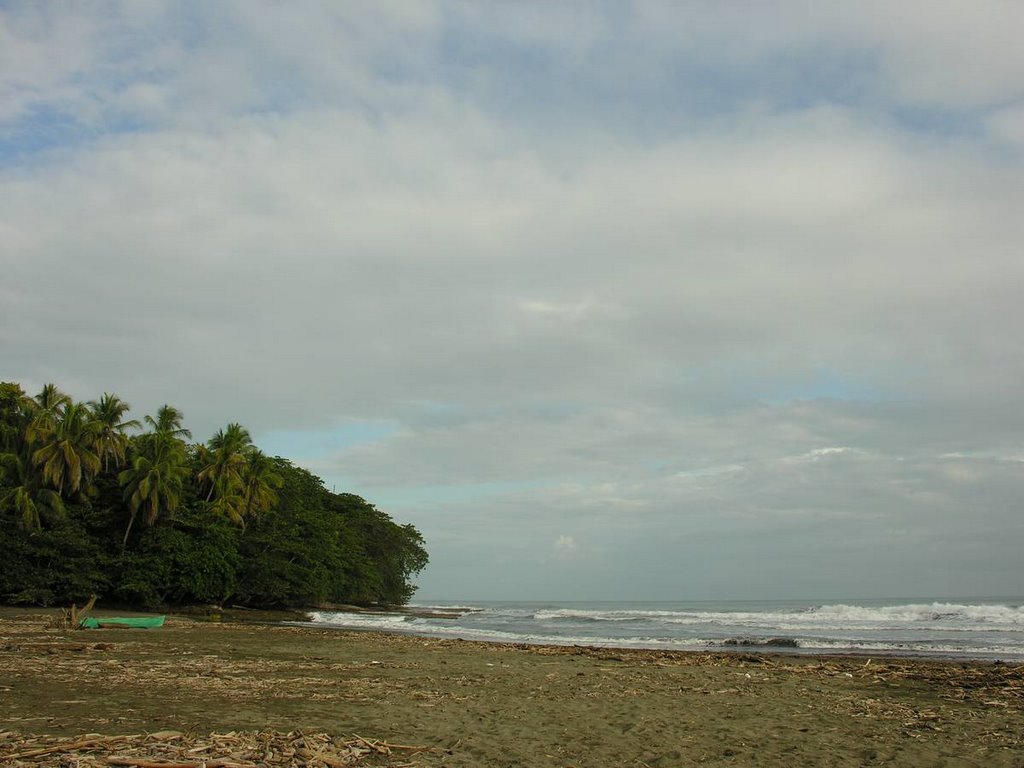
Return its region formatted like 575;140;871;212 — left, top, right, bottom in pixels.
118;432;189;548
34;383;70;413
198;422;251;502
25;383;70;446
0;382;34;453
31;401;101;497
88;393;141;472
143;405;192;440
238;449;283;524
0;449;65;530
207;485;246;527
0;382;61;529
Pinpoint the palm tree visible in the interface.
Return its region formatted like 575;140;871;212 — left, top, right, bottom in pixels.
207;486;246;527
25;383;70;446
143;405;192;440
118;432;189;548
31;401;101;497
205;450;281;529
34;383;70;412
198;423;251;502
0;449;65;530
0;382;61;530
238;449;283;524
88;393;141;472
0;382;35;453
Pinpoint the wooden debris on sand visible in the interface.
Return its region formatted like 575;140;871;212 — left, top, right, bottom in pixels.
0;730;438;767
519;643;1024;706
49;595;99;631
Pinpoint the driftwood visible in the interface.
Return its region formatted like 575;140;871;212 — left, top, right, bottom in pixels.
54;594;98;631
2;614;1020;763
0;730;438;767
1;734;136;759
106;760;258;768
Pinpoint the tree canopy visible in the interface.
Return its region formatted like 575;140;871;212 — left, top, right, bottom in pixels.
0;381;428;609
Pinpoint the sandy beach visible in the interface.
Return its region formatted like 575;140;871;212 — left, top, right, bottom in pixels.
1;609;1022;767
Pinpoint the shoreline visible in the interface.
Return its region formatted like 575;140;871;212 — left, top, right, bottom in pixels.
297;617;1024;664
7;604;1022;663
2;608;1022;765
299;604;1024;664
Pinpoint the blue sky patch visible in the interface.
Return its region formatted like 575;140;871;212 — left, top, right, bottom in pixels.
257;420;400;462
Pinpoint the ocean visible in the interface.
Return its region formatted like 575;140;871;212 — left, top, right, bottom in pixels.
307;597;1024;661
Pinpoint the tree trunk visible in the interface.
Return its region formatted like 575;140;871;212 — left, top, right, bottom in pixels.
122;512;136;551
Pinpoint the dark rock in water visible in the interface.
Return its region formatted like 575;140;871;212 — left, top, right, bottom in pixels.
723;636;800;648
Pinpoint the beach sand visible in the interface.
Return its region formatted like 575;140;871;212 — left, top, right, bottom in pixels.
1;609;1021;766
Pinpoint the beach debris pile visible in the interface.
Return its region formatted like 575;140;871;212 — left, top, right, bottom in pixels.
0;729;437;767
520;643;1024;706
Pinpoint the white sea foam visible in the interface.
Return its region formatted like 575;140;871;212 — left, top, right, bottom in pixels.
405;606;481;618
307;612;710;649
794;638;1024;657
533;603;1024;631
308;611;414;630
807;603;1024;624
306;600;1024;659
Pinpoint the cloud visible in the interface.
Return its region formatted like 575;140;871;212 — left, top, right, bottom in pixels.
553;535;578;556
785;446;863;463
2;1;1022;600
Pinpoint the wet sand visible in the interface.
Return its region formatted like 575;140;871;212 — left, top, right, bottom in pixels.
1;609;1022;766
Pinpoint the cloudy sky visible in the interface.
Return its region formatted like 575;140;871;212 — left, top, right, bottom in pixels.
2;1;1023;602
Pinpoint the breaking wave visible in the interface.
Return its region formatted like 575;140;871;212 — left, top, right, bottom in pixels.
305;599;1024;660
532;603;1024;631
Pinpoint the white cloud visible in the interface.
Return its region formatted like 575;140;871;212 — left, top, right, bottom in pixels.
2;1;1023;599
554;535;578;555
783;446;863;464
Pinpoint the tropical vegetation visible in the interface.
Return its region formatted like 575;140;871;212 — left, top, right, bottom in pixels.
0;381;428;609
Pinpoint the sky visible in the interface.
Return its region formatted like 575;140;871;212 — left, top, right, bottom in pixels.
2;1;1023;602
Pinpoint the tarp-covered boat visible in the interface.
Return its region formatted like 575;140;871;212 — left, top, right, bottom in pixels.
79;616;165;629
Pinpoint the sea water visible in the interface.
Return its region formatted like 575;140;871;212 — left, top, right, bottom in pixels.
307;597;1024;660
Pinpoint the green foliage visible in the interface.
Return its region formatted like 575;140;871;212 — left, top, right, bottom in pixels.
119;431;191;546
31;401;102;497
144;405;192;440
1;450;66;530
331;494;430;605
238;449;283;523
197;422;279;528
114;511;240;608
0;506;109;605
234;459;349;607
0;382;33;453
0;380;428;610
232;460;429;607
89;393;141;471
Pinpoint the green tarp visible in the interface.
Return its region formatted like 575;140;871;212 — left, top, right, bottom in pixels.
79;616;165;629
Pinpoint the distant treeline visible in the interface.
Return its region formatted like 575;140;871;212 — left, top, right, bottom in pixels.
0;381;427;609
